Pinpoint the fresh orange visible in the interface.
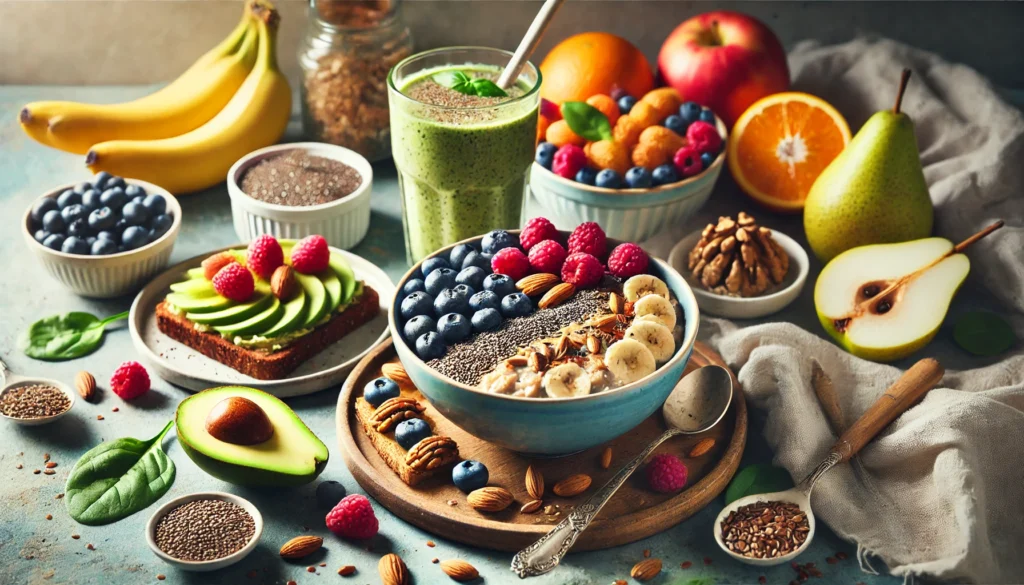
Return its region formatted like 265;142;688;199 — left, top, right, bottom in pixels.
728;92;852;213
540;32;655;104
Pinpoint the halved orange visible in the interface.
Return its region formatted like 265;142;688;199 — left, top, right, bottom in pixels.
727;93;851;213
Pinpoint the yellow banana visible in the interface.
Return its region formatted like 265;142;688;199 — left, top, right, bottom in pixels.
85;7;291;195
20;12;257;154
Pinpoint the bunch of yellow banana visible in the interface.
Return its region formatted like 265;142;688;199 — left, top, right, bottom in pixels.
20;1;291;195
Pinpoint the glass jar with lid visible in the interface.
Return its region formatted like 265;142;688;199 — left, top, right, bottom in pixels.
298;0;413;161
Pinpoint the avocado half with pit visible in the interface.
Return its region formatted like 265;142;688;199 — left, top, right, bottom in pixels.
176;386;329;487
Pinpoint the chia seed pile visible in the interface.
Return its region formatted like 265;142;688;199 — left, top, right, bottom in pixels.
240;151;362;207
428;289;609;385
404;74;525;126
0;384;70;419
154;499;255;562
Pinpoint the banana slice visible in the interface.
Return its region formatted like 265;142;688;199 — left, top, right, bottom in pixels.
623;275;670;302
633;294;677;329
604;339;657;384
625;319;676;362
543;363;592;398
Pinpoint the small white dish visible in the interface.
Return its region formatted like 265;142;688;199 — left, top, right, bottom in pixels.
0;357;76;426
146;491;263;572
668;228;809;319
227;142;373;250
713;490;816;566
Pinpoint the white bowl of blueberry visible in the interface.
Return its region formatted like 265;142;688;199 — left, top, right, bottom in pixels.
22;172;181;298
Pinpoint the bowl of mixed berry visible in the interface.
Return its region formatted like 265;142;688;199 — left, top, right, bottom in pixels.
531;88;726;243
387;218;699;455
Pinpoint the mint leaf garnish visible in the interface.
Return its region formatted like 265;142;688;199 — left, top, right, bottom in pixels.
560;101;613;141
469;78;508;97
433;70;509;98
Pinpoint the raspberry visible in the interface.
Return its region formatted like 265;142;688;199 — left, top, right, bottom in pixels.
673;146;703;178
212;262;255;302
325;494;379;540
686;120;722;155
646;454;688;493
491;247;531;281
551;144;587;179
528;240;567;274
246;234;284;280
540;98;561;121
607;243;649;278
201;251;235;281
109;361;150;400
290;235;330;274
567;222;607;258
520;217;559;251
561;252;604;288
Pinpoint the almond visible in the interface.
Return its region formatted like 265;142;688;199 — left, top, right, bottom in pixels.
440;559;479;582
599;446;613;470
527;350;547;373
467;487;513;512
688;438;716;458
381;362;413;387
631;558;662;581
586;335;601;355
516;273;560;296
505;356;529;368
591;313;619;331
525;465;544;499
520;499;543;514
552;474;592;497
279;535;323;559
538;282;576;309
270;265;297;301
378;553;409;585
609;292;624;314
337;565;356;576
75;371;96;401
201;251;236;281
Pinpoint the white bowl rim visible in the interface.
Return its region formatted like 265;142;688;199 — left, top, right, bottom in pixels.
22;178;181;261
0;376;76;425
226;142;374;213
145;491;264;567
389;230;701;404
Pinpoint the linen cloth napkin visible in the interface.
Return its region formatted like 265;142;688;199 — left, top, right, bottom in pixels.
643;37;1024;584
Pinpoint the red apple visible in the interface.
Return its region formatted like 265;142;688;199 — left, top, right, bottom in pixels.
658;11;789;128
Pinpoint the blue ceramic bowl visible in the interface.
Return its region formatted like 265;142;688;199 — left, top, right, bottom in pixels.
388;231;700;456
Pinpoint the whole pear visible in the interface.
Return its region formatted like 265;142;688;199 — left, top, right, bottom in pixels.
803;69;933;263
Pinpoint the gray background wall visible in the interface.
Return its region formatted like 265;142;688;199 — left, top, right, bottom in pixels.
2;1;1022;88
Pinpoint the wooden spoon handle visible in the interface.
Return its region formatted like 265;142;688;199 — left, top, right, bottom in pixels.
830;358;944;462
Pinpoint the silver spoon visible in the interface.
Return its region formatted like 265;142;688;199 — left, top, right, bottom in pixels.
0;356;76;426
511;365;734;578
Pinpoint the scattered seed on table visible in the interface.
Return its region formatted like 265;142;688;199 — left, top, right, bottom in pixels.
680;561;692;569
112;407;119;412
319;562;326;567
431;558;439;564
15;464;22;469
44;453;50;462
46;462;57;468
45;514;52;520
55;493;64;499
287;581;297;585
33;469;41;474
71;534;80;540
154;499;255;562
426;540;435;547
704;556;713;565
809;567;823;577
759;577;767;584
0;385;70;419
43;469;55;475
338;565;356;576
97;415;104;420
836;551;849;560
643;549;651;558
306;566;315;573
86;544;95;550
156;576;165;581
826;557;837;564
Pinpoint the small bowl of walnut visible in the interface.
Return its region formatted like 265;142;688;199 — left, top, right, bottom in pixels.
668;212;808;319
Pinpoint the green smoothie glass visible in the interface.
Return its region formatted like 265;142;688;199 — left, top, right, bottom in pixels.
388;47;541;263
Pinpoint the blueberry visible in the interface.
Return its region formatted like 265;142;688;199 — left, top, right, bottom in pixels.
131;195;146;207
87;207;116;230
595;169;623;189
61;203;87;225
114;218;130;233
33;229;48;243
436;313;472;344
73;182;92;195
700;152;715;170
402;278;426;296
699;108;716;124
421;255;450;277
395;418;432;450
149;214;173;239
403;314;436;343
415;332;446;360
471;308;503;333
106;176;126;191
61;236;90;255
425;267;458;296
42;209;66;233
433;288;471;316
500;292;534;318
617;95;638;115
121;225;150;250
42;234;65;251
400;291;434;321
87;236;97;246
81;189;102;211
91;171;113;190
455;266;486;291
449;243;477;268
575;167;597;185
482;273;516;298
452;460;489;493
56;189;81;209
31;198;58;223
679;101;702;125
652;164;680;186
67;218;92;238
625;167;653;189
315;480;347;509
97;230;118;242
481;230;517;255
143;193;166;216
99;187;127;210
664;114;688;135
364;377;400;407
536;142;557;169
121;201;150;226
91;238;118;255
469;290;500;312
461;250;491;271
451;283;474;299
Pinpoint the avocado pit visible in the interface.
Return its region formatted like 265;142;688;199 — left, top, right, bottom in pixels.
205;396;274;445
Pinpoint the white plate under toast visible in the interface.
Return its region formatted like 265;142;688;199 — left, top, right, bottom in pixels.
129;245;394;397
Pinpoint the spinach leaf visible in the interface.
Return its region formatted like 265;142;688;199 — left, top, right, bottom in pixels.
953;311;1015;356
725;464;794;505
19;310;129;361
468;78;508;98
560;101;613;141
65;421;176;525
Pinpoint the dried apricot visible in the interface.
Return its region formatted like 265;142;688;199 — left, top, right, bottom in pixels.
586;140;630;174
546;119;586;147
585;94;620;127
628;101;662;129
537;115;551;145
613;116;643;149
632;141;676;170
640;87;683;120
639;126;686;152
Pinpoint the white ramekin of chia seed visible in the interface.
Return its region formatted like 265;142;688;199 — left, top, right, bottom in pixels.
146;491;263;572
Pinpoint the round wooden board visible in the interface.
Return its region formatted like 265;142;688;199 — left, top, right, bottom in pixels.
336;338;747;552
